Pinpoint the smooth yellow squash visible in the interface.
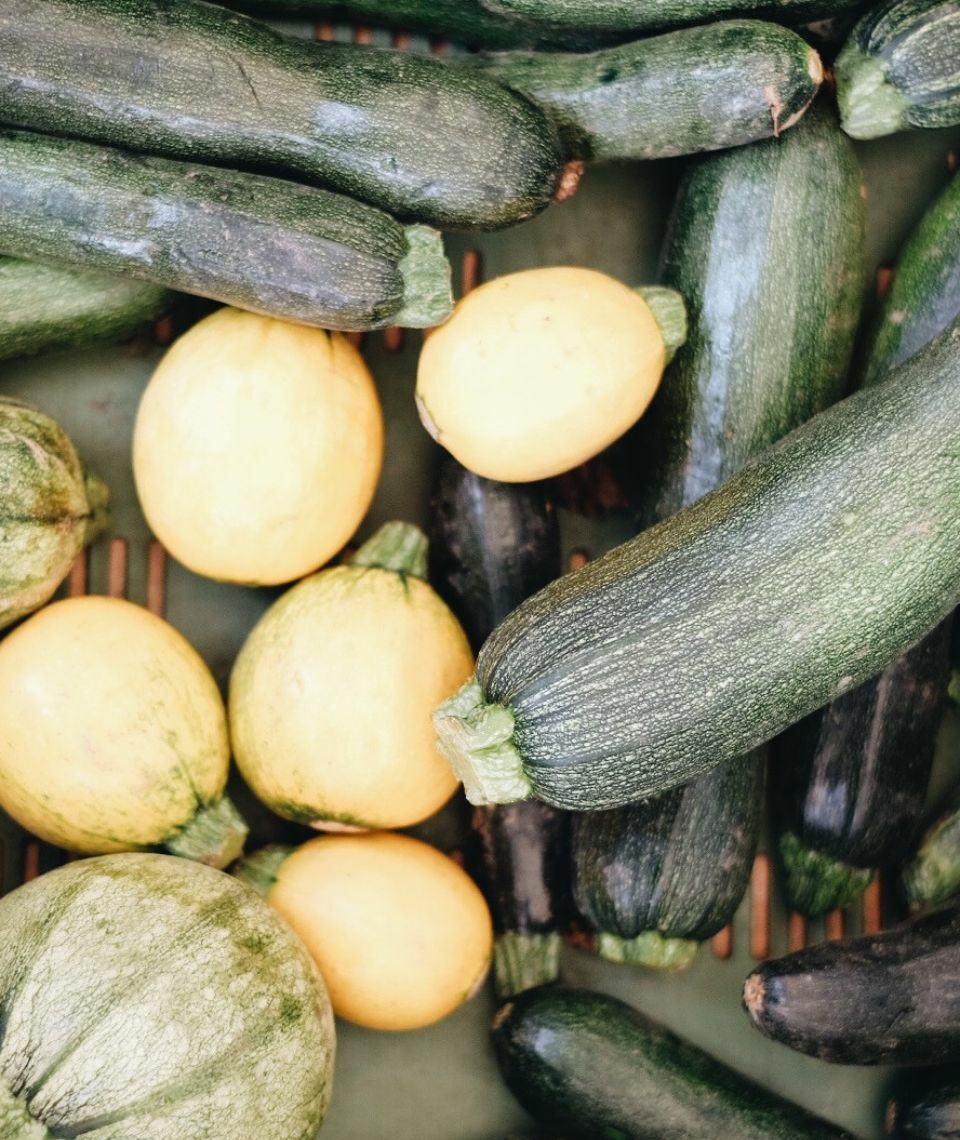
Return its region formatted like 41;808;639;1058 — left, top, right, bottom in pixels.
236;833;493;1031
230;521;473;831
0;596;245;866
415;267;686;482
133;307;384;586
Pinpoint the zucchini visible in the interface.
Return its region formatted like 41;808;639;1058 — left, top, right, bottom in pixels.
0;0;565;230
0;256;172;362
0;129;451;332
433;318;960;811
468;21;823;161
492;986;855;1138
836;0;960;139
744;900;960;1065
889;1073;960;1138
772;615;952;917
904;791;960;910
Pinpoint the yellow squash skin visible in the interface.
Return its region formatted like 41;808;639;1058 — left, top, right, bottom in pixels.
261;833;493;1031
230;561;473;830
133;307;384;586
416;266;666;482
0;596;230;853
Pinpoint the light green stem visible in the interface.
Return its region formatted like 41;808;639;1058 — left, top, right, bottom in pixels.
0;1079;52;1139
164;796;249;869
81;470;111;545
836;44;908;140
233;845;295;897
493;932;562;999
903;803;960;910
396;224;454;329
350;520;429;579
778;831;873;918
637;286;688;364
598;931;699;971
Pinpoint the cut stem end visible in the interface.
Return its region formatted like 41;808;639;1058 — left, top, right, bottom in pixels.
164;795;249;869
396;225;454;329
597;931;699;971
493;932;562;999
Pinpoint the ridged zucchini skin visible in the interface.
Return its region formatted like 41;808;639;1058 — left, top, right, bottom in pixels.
492;987;855;1138
836;0;960;139
0;256;172;362
889;1074;960;1138
468;21;823;162
744;901;960;1065
0;129;452;332
0;0;564;231
434;318;960;811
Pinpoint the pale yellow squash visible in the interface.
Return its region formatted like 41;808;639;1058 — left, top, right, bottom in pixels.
0;596;244;866
230;522;472;831
416;266;680;482
133;307;384;586
237;833;493;1031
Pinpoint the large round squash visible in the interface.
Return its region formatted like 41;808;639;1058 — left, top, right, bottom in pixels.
133;307;384;586
0;854;335;1140
230;521;473;830
236;833;493;1031
0;596;246;867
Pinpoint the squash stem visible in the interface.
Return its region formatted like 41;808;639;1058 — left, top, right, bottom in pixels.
598;931;699;972
493;932;562;999
777;831;873;918
636;286;688;364
903;803;960;910
433;678;532;805
0;1080;52;1139
81;470;111;545
395;225;454;329
233;845;295;896
350;521;429;579
835;45;907;140
164;795;249;869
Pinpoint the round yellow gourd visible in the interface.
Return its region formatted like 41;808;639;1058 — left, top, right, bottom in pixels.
0;596;245;866
238;833;493;1031
230;521;472;831
416;266;677;482
133;307;384;586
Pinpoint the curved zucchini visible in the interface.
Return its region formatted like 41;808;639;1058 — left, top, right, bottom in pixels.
904;791;960;910
744;901;960;1065
836;0;960;139
434;318;960;811
0;257;172;363
468;21;823;162
492;987;855;1138
0;0;565;231
889;1074;960;1138
0;129;451;332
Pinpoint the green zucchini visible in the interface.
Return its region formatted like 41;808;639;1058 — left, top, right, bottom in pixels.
0;129;451;332
434;318;960;811
836;0;960;139
0;0;565;230
492;986;854;1138
0;257;172;362
468;21;823;161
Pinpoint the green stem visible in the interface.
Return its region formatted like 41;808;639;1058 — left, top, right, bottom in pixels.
493;932;561;999
233;845;295;897
395;224;454;329
836;44;907;140
636;286;688;364
433;678;531;806
81;470;111;545
164;796;249;869
0;1079;52;1139
903;802;960;910
350;520;429;579
777;831;873;918
598;931;699;971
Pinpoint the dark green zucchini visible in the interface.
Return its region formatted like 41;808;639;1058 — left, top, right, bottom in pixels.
904;791;960;910
0;129;451;332
889;1072;960;1138
433;317;960;811
744;900;960;1065
468;21;823;162
0;0;565;231
836;0;960;139
0;257;172;363
492;987;855;1138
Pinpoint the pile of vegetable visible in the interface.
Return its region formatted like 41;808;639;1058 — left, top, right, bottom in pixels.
1;0;960;1136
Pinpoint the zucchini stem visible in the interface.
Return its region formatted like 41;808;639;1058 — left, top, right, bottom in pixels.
164;795;249;869
777;831;873;918
350;521;429;579
395;225;454;329
636;286;688;364
493;932;562;999
836;46;907;140
597;931;699;971
903;803;960;910
81;470;111;545
233;845;295;896
0;1079;52;1139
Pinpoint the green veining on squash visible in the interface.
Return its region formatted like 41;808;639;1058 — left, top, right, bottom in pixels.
0;1079;51;1139
350;521;429;580
597;931;699;971
492;932;561;999
777;831;873;917
163;795;249;869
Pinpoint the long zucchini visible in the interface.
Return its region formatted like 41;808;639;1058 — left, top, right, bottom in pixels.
836;0;960;139
492;987;854;1138
0;129;451;332
434;318;960;811
468;21;823;162
0;0;566;232
888;1073;960;1138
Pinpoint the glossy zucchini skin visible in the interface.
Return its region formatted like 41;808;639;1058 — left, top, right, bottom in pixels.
890;1074;960;1138
0;257;172;362
0;129;451;332
492;987;855;1138
0;0;564;230
836;0;960;139
745;901;960;1065
469;21;823;162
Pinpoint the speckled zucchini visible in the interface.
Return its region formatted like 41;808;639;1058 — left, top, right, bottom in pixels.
0;0;565;230
0;129;451;331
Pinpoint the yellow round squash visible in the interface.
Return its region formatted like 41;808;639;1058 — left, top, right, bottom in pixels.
416;267;686;482
0;596;245;866
236;832;493;1031
133;307;384;586
230;521;472;831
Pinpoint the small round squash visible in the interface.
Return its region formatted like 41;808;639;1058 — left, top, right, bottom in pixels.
230;521;472;831
236;833;493;1031
415;267;685;482
133;307;384;586
0;596;246;867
